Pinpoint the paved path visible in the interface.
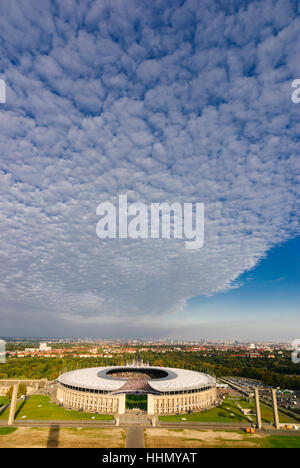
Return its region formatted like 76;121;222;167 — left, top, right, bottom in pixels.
119;409;152;426
126;427;145;448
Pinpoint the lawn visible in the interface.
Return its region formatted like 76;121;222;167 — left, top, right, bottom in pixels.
0;427;126;448
0;395;113;421
0;397;9;407
259;435;300;448
0;427;17;435
158;397;297;424
159;398;248;423
237;398;296;424
145;428;300;448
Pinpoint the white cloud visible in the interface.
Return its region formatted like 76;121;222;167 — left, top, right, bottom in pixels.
0;0;299;337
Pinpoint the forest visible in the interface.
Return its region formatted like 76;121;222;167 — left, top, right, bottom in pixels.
0;347;300;390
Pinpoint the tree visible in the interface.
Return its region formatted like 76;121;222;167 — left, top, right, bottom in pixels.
6;383;27;400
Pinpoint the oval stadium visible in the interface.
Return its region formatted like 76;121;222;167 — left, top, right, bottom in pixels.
56;365;217;415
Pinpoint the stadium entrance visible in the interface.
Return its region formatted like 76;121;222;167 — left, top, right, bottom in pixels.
125;394;147;411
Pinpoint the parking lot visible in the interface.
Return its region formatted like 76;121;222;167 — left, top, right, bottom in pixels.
222;377;300;414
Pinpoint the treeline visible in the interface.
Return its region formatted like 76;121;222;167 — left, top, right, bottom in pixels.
138;350;300;390
0;350;300;390
0;354;137;381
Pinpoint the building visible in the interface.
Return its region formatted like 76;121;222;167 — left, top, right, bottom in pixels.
0;379;47;396
56;365;217;415
39;342;52;352
24;342;52;354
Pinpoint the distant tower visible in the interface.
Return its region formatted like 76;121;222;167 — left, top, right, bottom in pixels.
254;388;262;429
8;383;19;426
271;389;280;429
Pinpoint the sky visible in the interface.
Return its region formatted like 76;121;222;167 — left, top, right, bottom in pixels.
0;0;299;340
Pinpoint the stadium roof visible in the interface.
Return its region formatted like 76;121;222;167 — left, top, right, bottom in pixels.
58;366;215;393
149;368;215;393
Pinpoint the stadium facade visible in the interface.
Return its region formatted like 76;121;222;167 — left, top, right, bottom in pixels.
56;365;217;415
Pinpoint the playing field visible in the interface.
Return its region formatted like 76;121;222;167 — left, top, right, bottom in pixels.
0;426;126;448
0;395;113;421
144;428;300;448
158;397;297;424
126;394;147;410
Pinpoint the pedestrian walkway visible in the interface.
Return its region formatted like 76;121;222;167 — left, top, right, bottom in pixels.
126;427;145;448
119;409;152;426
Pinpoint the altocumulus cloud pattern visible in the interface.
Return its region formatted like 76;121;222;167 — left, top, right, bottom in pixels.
0;0;299;336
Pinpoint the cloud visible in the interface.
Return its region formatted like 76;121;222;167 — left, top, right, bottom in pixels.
0;0;299;337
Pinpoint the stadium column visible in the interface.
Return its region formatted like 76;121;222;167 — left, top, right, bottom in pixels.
254;388;262;429
8;383;19;425
271;389;280;429
147;394;154;415
118;394;126;414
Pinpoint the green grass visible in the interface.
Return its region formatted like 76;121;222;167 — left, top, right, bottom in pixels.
0;397;9;407
158;397;297;424
0;395;113;421
126;394;147;410
181;429;300;448
245;434;300;448
237;398;296;424
209;434;300;448
159;398;247;423
0;427;17;435
260;435;300;448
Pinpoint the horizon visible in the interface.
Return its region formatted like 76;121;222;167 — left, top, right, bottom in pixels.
0;335;296;344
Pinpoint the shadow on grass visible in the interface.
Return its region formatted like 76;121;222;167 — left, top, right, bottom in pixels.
47;425;60;448
0;404;10;417
14;398;27;419
218;404;247;422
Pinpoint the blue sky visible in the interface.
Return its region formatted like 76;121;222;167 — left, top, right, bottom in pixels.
182;236;300;340
0;0;299;340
